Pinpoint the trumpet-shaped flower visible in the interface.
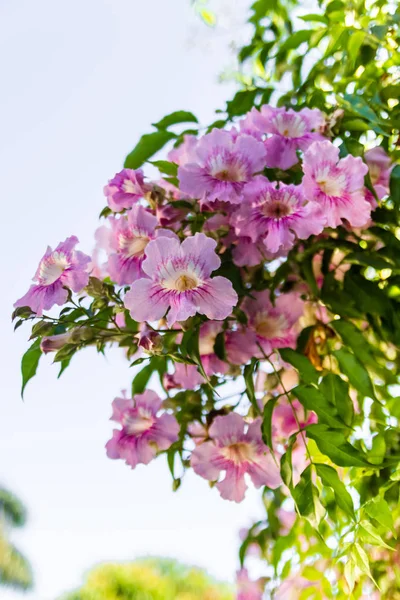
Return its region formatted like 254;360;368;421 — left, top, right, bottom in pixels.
242;290;304;356
251;105;325;170
302;141;370;228
124;233;238;327
365;146;392;199
106;390;179;469
235;177;325;253
103;206;175;285
178;128;266;205
191;413;280;502
14;236;91;316
104;168;147;212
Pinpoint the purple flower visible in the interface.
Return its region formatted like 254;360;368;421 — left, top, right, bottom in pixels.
168;134;198;165
104;168;147;212
178;129;266;205
242;290;304;356
102;206;176;285
365;146;392;200
14;236;91;316
191;413;280;502
302;140;370;228
252;105;325;170
124;233;238;327
105;390;179;469
234;177;325;254
40;332;74;353
236;568;264;600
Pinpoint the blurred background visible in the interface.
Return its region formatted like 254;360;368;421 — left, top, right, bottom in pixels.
0;0;267;597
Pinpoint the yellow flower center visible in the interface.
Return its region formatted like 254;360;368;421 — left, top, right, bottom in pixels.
175;274;198;292
221;442;254;464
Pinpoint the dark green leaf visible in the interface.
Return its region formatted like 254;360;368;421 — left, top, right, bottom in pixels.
150;160;178;176
21;339;42;397
152;110;198;130
124;130;176;170
293;384;346;428
292;465;325;527
333;347;376;400
279;348;319;385
244;358;259;412
319;373;354;427
262;397;279;451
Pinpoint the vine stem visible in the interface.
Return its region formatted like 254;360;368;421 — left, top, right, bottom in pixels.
257;343;314;466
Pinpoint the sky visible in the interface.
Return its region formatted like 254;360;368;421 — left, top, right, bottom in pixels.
0;1;267;598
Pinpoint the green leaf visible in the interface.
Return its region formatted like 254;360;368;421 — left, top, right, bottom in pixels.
279;30;313;53
299;13;328;24
353;543;378;588
124;130;176;170
315;463;355;519
150;160;178;176
262;397;279;451
293;384;346;428
21;339;42;397
292;465;325;527
152;111;198;130
344;559;356;593
333;347;376;400
244;358;259;412
131;361;157;394
390;164;400;208
305;424;371;467
365;497;396;537
279;348;319;385
359;520;393;550
319;374;354;427
330;320;378;368
280;434;296;490
368;433;386;465
180;327;209;385
226;89;258;118
347;30;365;65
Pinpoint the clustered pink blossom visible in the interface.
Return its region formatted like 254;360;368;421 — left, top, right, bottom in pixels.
106;391;179;469
191;413;280;502
14;236;91;316
236;568;264;600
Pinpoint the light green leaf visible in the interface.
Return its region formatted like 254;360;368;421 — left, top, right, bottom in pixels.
292;465;326;527
359;520;394;550
347;30;365;64
315;463;355;519
305;424;371;467
365;497;396;537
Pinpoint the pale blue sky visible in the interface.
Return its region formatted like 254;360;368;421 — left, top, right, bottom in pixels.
0;1;267;598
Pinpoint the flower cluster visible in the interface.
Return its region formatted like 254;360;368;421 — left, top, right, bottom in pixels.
14;102;393;600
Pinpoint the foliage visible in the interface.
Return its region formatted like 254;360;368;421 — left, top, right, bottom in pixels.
0;487;33;590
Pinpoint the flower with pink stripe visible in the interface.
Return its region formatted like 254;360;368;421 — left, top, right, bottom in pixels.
106;390;179;469
124;233;238;327
234;177;325;253
302;140;370;228
14;236;91;316
252;105;325;170
178;128;266;205
104;168;147;212
191;413;280;502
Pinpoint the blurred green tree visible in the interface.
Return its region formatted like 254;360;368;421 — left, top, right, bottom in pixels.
0;487;33;590
60;557;233;600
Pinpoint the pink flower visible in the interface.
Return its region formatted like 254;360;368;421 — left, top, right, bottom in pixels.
272;399;316;440
14;236;91;316
124;233;238;327
191;413;280;502
302;141;370;228
251;105;325;170
274;573;314;600
104;168;147;212
225;329;256;365
168;321;228;389
102;206;175;285
276;507;296;535
168;134;198;165
234;177;325;254
365;146;392;199
40;331;74;353
236;568;263;600
178;129;266;205
241;290;304;357
105;390;179;469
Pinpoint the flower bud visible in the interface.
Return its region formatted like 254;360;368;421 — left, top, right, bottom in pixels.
40;332;74;353
137;329;163;354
